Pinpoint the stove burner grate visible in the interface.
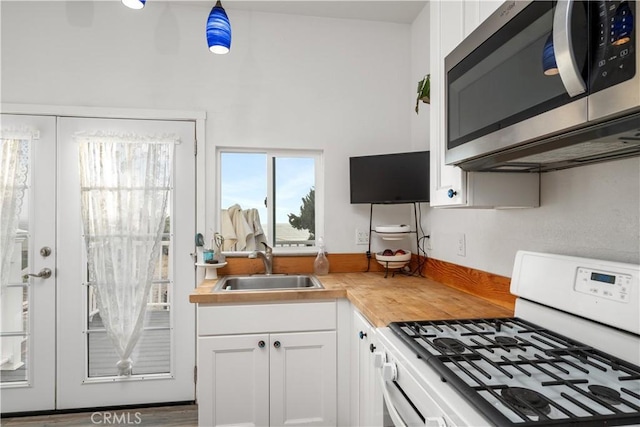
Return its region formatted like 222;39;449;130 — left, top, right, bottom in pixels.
388;317;640;426
495;335;519;346
433;337;465;354
501;387;551;417
588;384;622;405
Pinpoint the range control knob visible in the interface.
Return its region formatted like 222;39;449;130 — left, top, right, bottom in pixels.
373;351;386;368
382;362;398;382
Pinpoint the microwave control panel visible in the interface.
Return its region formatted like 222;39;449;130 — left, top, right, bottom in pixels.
574;267;632;303
591;0;636;93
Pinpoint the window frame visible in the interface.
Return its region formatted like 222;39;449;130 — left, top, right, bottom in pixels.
215;147;324;255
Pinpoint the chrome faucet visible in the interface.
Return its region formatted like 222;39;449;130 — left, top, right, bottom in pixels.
249;242;273;275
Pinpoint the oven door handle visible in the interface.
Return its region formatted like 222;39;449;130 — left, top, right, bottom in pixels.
553;0;587;97
426;417;447;427
380;375;448;427
379;375;408;427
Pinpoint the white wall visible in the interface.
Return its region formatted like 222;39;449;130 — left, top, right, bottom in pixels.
0;0;416;254
410;4;640;277
4;1;638;277
429;158;640;276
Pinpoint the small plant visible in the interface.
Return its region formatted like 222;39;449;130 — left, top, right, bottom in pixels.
415;74;430;114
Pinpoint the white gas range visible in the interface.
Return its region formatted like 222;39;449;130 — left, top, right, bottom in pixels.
375;251;640;426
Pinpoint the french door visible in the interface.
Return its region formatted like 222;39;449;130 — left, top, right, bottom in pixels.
1;113;196;412
1;114;57;412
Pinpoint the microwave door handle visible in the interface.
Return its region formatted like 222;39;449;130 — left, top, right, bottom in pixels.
553;0;587;97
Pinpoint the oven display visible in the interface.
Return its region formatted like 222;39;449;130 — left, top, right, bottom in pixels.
591;272;616;284
575;268;631;303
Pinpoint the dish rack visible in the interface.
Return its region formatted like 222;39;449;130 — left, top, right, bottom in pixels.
366;203;420;277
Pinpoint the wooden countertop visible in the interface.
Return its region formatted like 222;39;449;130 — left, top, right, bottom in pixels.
189;272;514;327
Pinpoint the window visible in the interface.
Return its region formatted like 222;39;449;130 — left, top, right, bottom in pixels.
218;149;323;253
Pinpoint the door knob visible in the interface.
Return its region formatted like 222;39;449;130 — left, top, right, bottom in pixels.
23;268;52;279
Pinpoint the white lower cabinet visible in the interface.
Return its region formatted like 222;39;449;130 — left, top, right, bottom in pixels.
197;301;338;427
270;331;337;426
198;334;270;427
351;308;383;427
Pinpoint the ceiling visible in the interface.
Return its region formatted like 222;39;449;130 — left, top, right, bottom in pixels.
181;1;428;24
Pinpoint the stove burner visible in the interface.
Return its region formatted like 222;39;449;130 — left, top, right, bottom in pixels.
433;338;465;354
495;336;519;346
501;387;551;416
588;385;622;405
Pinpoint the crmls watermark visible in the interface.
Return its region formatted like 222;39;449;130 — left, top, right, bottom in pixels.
90;411;142;425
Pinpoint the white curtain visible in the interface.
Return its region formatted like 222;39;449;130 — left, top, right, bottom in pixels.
77;133;176;376
0;130;31;290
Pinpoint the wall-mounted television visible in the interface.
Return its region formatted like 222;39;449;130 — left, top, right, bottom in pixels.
349;151;430;204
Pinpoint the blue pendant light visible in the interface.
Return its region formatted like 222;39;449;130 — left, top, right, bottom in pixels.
207;0;232;54
122;0;145;10
542;33;558;76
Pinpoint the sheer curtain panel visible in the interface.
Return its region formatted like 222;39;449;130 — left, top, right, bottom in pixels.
77;133;177;376
0;130;31;291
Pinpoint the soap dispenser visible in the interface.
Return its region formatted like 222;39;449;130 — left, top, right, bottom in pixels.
314;237;330;276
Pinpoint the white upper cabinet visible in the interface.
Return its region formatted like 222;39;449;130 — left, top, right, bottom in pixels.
429;0;540;208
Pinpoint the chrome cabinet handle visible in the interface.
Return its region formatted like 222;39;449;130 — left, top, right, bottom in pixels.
273;341;281;349
23;268;52;279
553;0;587;97
258;340;266;348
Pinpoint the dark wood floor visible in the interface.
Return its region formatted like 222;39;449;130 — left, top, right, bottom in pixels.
1;404;198;426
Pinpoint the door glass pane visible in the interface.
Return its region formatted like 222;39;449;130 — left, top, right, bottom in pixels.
0;141;30;384
85;179;173;378
274;157;315;247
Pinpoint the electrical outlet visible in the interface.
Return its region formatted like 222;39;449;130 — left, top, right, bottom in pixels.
457;233;466;257
355;229;369;245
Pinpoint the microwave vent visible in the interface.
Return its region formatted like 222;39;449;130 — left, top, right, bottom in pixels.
513;139;640;164
457;113;640;172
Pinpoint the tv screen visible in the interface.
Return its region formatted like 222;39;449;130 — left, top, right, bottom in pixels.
349;151;430;204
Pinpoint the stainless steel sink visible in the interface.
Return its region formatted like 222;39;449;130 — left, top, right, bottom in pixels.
212;274;324;292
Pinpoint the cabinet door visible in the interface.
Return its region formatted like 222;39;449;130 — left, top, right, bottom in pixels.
430;0;467;207
429;0;539;208
198;334;269;427
369;330;384;426
351;310;374;427
270;331;337;426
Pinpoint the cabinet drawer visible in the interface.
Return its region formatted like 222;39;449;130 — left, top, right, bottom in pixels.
198;301;337;336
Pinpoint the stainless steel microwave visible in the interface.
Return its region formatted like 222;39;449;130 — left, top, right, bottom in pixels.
445;0;640;172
